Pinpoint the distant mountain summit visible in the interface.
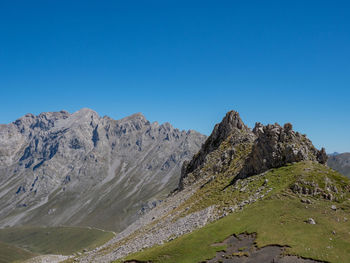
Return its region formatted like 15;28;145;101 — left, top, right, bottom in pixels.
0;108;206;231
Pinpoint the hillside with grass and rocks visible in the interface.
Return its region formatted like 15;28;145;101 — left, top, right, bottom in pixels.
70;111;350;263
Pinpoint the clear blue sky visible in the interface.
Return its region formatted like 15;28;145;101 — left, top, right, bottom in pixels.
0;1;349;153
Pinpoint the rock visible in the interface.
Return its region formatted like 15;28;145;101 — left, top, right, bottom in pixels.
331;205;337;211
284;123;293;133
301;198;312;204
317;147;328;165
306;218;316;225
238;122;328;179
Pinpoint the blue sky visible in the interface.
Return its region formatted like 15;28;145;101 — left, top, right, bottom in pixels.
0;0;349;153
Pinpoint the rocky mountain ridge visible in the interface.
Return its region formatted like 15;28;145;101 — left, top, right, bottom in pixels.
180;111;327;189
0;108;206;231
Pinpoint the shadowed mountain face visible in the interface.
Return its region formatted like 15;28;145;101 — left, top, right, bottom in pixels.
0;108;206;231
328;153;350;178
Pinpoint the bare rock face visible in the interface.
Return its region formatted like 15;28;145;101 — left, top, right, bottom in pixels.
179;111;328;189
238;122;328;179
0;109;206;231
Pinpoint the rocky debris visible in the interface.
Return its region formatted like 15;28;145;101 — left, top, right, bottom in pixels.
301;198;312;204
77;185;215;263
24;254;71;263
0;108;206;231
331;205;337;211
290;179;341;201
138;200;163;215
306;218;316;225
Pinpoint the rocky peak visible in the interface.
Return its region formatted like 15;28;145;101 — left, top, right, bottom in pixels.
236;121;328;179
178;111;255;189
179;110;329;189
120;112;147;122
197;111;249;153
115;113;150;133
209;111;248;147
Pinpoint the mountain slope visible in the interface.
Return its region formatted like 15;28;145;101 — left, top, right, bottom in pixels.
126;162;350;263
74;110;349;263
328;153;350;178
0;109;206;231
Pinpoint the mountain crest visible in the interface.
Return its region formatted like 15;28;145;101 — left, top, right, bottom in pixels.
179;110;328;189
179;110;254;189
236;121;328;180
0;109;206;231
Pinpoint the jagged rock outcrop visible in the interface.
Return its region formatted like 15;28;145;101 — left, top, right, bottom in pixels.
179;111;255;189
237;122;328;179
0;109;206;231
179;111;328;189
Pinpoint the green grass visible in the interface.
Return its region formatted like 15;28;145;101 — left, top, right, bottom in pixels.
178;161;349;219
0;241;36;263
122;162;350;263
0;226;114;257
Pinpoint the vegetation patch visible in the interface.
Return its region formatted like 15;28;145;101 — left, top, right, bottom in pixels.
0;226;114;257
0;241;36;263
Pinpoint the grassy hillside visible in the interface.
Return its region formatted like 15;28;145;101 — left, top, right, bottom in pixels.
0;241;36;263
122;162;350;263
0;226;114;261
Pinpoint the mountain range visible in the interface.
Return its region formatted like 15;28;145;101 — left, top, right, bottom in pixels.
0;109;205;231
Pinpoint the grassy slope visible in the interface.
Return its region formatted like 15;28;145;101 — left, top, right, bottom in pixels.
0;226;114;257
0;241;36;263
123;162;350;263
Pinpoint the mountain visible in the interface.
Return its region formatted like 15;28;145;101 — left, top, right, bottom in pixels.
0;108;206;231
328;152;340;156
327;152;350;178
75;110;349;263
